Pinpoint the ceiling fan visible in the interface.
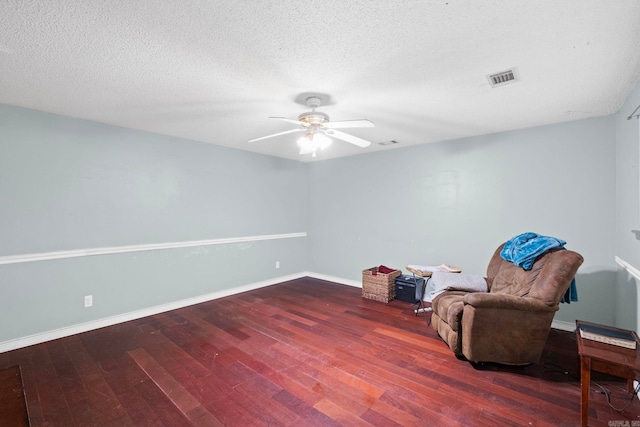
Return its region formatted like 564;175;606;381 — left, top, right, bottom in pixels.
248;95;375;157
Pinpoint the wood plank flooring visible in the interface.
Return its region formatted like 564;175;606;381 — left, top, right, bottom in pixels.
0;365;29;427
1;277;639;426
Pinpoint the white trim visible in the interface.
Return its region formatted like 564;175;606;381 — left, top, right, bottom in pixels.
0;232;307;265
554;257;640;333
306;273;582;333
615;256;640;281
0;272;308;353
308;272;577;332
0;271;577;352
551;319;575;332
304;271;362;288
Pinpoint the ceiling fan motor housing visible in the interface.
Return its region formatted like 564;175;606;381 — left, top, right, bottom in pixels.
298;111;329;125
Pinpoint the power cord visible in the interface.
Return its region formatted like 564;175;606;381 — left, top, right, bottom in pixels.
592;380;640;412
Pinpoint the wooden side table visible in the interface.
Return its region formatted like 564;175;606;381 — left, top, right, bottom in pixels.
576;320;640;426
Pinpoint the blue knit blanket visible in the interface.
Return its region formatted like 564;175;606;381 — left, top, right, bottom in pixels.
500;232;577;303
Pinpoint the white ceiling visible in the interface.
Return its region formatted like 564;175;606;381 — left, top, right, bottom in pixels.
1;1;640;162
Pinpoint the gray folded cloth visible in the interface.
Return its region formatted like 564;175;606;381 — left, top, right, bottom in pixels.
429;272;488;299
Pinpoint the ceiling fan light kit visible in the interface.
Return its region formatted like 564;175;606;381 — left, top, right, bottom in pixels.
297;131;332;157
249;94;375;156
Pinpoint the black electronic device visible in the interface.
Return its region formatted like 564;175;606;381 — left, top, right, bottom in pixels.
395;274;425;303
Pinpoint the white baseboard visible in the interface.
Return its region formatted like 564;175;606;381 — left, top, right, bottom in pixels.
306;274;577;334
304;271;361;288
0;272;307;353
551;319;575;332
0;271;578;353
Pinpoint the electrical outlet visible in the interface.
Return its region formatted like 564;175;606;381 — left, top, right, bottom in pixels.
84;295;93;308
276;261;280;269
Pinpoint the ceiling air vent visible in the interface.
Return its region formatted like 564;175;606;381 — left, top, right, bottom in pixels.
378;140;399;146
487;68;519;87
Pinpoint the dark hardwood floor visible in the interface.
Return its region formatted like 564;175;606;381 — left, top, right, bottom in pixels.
0;365;29;426
1;277;639;426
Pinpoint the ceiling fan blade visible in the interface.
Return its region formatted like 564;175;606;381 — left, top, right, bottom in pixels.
325;130;371;148
248;128;305;143
323;119;375;129
270;117;308;126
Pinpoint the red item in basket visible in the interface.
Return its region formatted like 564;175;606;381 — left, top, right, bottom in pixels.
377;265;396;275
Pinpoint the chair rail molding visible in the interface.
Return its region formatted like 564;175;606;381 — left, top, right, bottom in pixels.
615;256;640;281
0;232;307;265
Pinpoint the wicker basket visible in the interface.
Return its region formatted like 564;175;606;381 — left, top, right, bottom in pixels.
362;267;401;303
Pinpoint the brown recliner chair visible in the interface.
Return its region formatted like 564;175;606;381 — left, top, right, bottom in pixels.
430;243;583;365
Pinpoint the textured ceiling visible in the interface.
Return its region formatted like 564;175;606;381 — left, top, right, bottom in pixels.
1;1;640;162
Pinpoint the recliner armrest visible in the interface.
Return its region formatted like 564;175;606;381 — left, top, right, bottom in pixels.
463;292;557;312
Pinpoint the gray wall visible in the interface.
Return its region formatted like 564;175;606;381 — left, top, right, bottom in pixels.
0;105;309;343
308;115;617;325
2;82;639;345
615;81;640;330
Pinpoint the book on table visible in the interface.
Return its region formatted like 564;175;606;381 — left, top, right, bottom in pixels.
578;323;637;349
